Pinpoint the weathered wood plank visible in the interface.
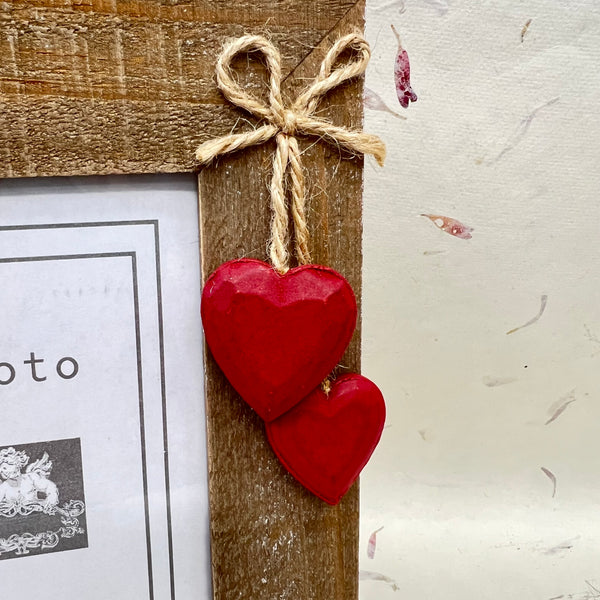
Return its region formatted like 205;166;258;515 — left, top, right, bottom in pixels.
0;98;242;176
0;0;358;177
198;2;365;598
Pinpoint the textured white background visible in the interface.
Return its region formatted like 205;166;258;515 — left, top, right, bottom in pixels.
360;1;600;598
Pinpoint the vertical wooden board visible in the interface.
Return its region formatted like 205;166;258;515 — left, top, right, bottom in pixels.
198;2;365;598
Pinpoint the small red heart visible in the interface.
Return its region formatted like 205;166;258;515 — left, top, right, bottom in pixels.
265;374;386;505
201;259;357;421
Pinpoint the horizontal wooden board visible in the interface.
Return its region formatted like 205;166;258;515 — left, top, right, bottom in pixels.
0;0;358;177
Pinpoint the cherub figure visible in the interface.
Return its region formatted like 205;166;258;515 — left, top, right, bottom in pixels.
0;447;59;516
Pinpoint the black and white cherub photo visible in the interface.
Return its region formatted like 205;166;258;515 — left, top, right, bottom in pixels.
0;438;88;560
0;447;59;515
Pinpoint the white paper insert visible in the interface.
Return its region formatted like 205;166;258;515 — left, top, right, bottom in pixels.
0;175;210;600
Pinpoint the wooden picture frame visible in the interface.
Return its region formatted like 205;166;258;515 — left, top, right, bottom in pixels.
1;1;366;598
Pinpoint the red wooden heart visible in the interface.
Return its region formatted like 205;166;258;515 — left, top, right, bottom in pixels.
201;259;357;421
265;374;386;505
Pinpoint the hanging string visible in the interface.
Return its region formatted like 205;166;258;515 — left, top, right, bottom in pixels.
195;32;386;273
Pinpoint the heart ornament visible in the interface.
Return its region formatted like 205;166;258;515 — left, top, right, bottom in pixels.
196;33;387;503
201;259;357;421
266;374;386;505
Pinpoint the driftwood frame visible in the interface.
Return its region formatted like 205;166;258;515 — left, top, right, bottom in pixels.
1;1;366;598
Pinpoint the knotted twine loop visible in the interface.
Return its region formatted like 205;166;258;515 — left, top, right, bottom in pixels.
195;33;386;273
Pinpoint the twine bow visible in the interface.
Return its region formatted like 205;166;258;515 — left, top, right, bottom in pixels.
195;33;386;273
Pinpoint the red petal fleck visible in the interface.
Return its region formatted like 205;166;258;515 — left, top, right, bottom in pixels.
363;87;407;120
391;25;418;108
421;214;473;240
367;526;384;559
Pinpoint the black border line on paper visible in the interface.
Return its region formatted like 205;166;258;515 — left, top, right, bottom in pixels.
0;252;155;598
0;220;176;599
0;220;177;600
0;252;155;597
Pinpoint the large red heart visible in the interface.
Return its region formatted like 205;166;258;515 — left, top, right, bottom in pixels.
265;374;386;504
201;259;357;421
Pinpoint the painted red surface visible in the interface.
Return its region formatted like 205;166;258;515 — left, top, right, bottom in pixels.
201;259;357;421
266;374;386;504
391;24;418;108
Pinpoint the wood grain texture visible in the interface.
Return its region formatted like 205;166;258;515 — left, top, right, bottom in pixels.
2;0;368;597
0;0;358;177
199;2;365;598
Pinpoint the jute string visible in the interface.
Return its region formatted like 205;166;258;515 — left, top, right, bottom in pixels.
195;33;386;273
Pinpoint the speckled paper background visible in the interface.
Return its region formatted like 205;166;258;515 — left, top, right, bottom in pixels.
360;1;600;598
